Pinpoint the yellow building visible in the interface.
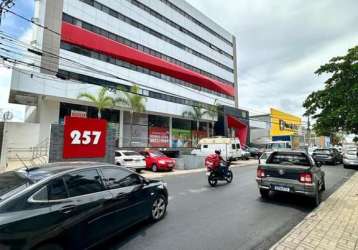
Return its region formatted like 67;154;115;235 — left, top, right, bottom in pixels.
270;108;301;140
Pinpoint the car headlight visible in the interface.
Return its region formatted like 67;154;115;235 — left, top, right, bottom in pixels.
159;160;166;164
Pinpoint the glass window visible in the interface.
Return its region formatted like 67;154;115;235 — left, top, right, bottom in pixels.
122;151;141;156
64;169;104;197
236;144;241;149
267;152;310;166
48;178;68;200
115;151;122;157
203;145;208;149
232;144;236;149
101;168;141;189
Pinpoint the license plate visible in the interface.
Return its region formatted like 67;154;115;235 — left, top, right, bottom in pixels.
206;172;211;176
273;186;290;192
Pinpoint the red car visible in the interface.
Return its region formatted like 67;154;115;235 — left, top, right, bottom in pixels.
140;150;176;172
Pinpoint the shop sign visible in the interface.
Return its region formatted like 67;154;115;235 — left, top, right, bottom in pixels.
71;110;87;118
149;127;169;147
63;116;107;158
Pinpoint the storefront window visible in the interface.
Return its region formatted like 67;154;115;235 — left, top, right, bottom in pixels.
172;118;192;148
148;115;170;148
191;121;208;146
123;112;148;147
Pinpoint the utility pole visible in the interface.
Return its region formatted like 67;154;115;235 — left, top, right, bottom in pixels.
0;0;15;24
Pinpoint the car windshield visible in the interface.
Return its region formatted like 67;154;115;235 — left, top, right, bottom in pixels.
314;149;331;154
267;152;311;166
150;151;165;157
0;171;33;200
266;143;286;149
123;151;141;156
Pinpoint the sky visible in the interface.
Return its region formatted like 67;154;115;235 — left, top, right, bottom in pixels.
187;0;358;116
0;0;357;121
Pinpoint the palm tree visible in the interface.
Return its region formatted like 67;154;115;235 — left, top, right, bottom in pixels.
182;105;208;146
205;99;219;137
115;85;146;146
77;87;115;118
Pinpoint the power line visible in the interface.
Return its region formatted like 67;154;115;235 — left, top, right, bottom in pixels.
2;7;61;36
0;0;15;24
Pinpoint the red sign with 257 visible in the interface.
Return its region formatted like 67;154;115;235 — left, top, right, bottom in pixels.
63;116;107;158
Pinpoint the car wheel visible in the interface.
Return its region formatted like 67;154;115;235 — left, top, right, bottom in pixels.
135;169;142;173
116;162;121;166
34;243;63;250
344;164;349;169
312;188;321;207
151;194;167;221
152;164;158;172
259;189;270;199
321;177;326;191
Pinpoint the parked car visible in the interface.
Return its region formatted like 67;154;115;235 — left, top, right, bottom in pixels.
247;147;260;158
343;149;358;168
115;150;146;172
140;150;176;172
312;148;342;165
191;137;242;161
256;150;325;206
240;149;250;160
0;162;168;250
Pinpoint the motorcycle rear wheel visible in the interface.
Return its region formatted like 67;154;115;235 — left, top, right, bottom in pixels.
208;173;218;187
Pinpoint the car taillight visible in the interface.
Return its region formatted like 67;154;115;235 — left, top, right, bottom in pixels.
257;168;265;178
299;173;312;183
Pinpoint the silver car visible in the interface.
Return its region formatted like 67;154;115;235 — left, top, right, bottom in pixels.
343;149;358;168
256;150;325;206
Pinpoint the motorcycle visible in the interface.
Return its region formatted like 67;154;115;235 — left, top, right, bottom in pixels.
205;158;233;187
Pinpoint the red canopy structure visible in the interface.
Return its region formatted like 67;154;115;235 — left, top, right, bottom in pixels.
227;115;248;146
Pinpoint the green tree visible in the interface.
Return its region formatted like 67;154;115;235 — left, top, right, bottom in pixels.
303;46;358;136
205;100;219;137
77;87;115;118
182;105;208;145
115;85;146;146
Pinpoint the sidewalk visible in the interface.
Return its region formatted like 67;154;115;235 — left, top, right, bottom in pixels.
141;158;257;179
271;172;358;250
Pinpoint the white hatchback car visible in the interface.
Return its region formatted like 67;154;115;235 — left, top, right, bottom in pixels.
114;150;146;172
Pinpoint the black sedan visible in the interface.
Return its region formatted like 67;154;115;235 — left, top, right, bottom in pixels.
0;162;168;250
312;148;342;165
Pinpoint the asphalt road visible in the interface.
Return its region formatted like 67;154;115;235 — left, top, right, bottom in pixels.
95;162;355;250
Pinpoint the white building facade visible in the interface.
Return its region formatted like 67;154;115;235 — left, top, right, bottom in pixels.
8;0;238;149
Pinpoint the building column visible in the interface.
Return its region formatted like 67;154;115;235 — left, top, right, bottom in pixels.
119;110;124;148
38;97;60;143
169;117;173;148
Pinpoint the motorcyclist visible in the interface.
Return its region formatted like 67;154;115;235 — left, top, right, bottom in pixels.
213;150;227;175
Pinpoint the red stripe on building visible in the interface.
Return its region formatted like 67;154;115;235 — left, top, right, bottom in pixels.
61;22;235;97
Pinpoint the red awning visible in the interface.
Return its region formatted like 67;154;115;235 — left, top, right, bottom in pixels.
61;22;235;97
227;115;248;146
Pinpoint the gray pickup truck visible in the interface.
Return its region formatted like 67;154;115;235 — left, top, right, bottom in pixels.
256;150;325;206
